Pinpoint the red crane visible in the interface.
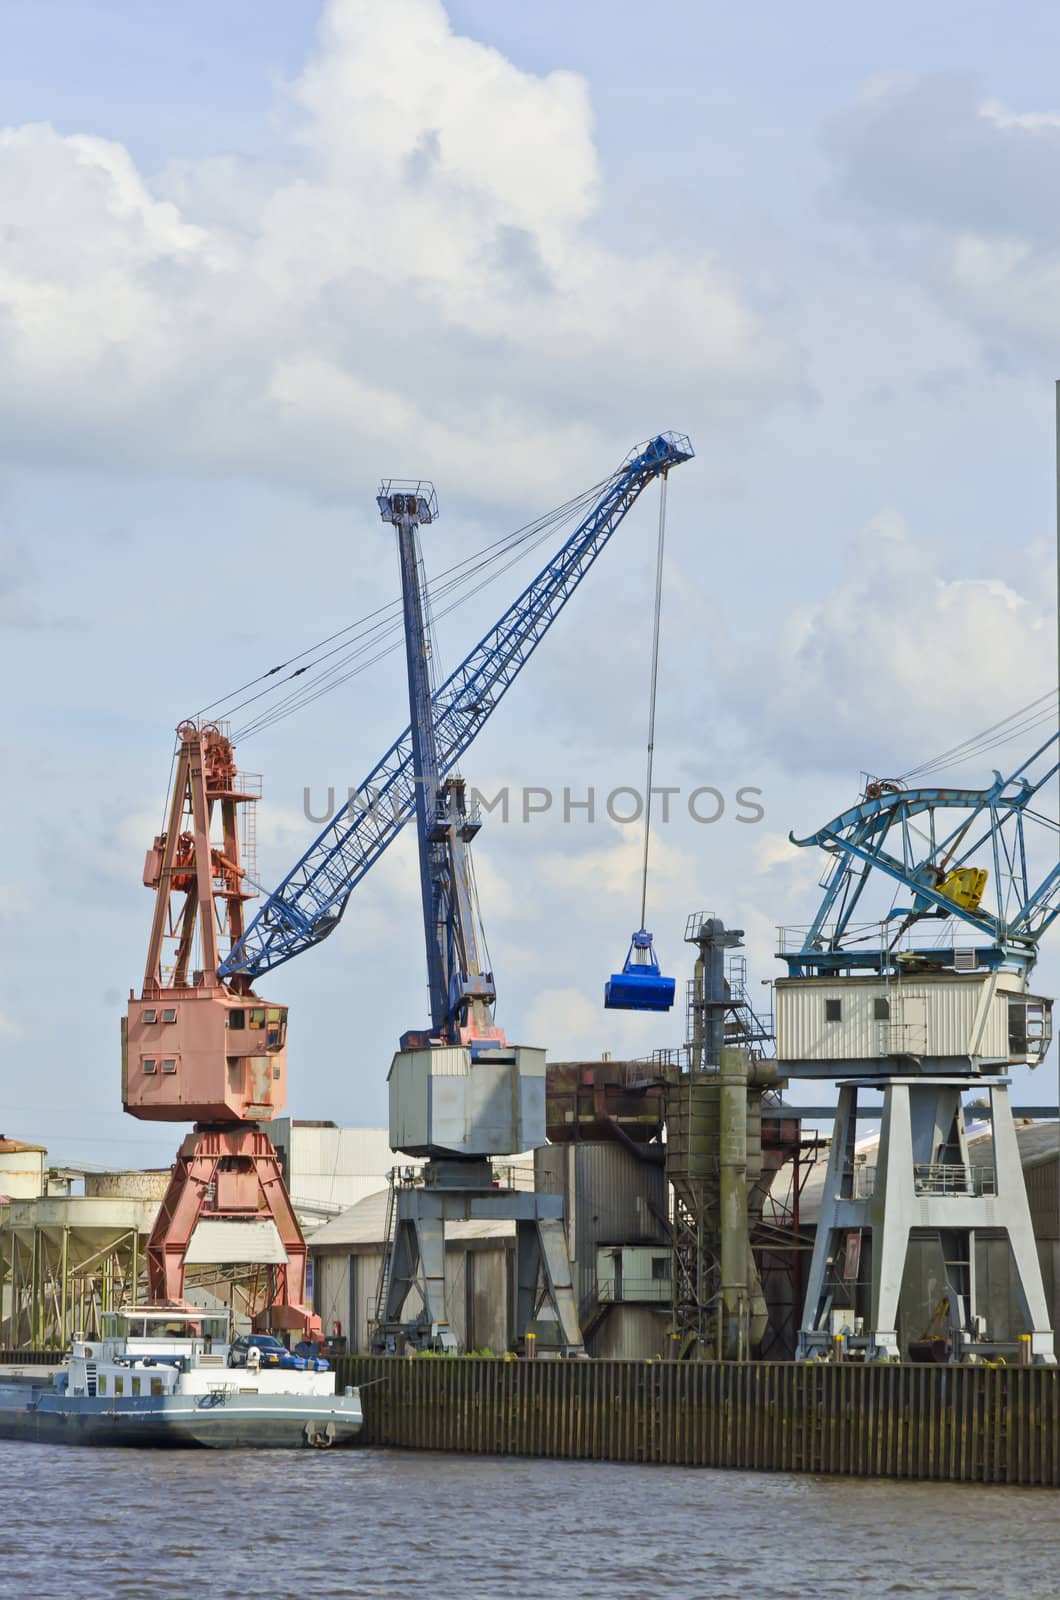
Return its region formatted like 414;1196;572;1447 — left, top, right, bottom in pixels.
123;720;317;1335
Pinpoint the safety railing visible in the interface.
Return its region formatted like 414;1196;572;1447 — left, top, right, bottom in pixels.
913;1163;996;1197
843;1164;876;1199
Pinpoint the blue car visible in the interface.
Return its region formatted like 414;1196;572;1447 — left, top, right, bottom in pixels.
228;1334;330;1372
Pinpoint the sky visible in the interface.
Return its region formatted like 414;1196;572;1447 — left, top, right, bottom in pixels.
1;0;1059;1169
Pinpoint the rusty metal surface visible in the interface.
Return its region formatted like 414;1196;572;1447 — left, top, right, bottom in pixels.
333;1356;1060;1485
545;1062;666;1146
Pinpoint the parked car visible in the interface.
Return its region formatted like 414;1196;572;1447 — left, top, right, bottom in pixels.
228;1334;330;1372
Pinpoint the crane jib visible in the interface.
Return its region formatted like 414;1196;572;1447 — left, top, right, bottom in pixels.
219;433;693;980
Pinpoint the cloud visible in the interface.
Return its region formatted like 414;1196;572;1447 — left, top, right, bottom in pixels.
0;529;44;628
0;1008;23;1041
0;0;800;505
729;511;1053;777
0;885;30;920
825;75;1060;354
521;986;605;1057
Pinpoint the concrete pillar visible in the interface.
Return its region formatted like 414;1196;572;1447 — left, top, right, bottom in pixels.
869;1082;913;1360
990;1083;1055;1360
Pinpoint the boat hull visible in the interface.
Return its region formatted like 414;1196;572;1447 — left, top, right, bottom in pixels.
0;1385;363;1449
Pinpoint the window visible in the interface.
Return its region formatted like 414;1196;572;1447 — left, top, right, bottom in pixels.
161;1058;177;1074
227;1009;246;1030
825;999;843;1023
651;1257;671;1281
249;1007;266;1029
98;1376;107;1395
142;1008;157;1023
1009;1000;1051;1059
142;1059;157;1075
162;1008;177;1024
273;1065;281;1081
114;1376;124;1397
151;1377;164;1397
874;998;890;1021
132;1377;141;1396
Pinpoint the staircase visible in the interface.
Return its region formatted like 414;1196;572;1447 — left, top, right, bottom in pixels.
369;1169;399;1344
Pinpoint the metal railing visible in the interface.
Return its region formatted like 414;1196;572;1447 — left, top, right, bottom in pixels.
842;1163;998;1199
844;1164;876;1200
913;1163;996;1197
597;1276;670;1305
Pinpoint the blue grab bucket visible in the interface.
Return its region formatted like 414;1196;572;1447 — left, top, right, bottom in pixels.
604;929;675;1012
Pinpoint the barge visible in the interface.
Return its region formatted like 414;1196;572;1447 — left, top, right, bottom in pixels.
0;1308;362;1449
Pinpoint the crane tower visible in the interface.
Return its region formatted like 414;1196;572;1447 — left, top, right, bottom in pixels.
371;481;582;1354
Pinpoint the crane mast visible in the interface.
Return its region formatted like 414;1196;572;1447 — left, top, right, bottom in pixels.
382;481;500;1049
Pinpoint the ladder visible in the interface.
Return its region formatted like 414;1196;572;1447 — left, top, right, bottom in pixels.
370;1168;399;1338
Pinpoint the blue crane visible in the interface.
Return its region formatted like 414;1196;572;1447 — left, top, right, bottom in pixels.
779;732;1060;980
220;432;694;998
375;478;502;1049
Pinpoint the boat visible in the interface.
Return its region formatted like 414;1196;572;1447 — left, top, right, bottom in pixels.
0;1308;363;1449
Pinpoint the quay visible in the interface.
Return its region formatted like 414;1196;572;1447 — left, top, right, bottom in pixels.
329;1355;1060;1487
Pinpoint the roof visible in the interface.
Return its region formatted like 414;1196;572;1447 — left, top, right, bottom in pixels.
969;1119;1060;1171
308;1187;515;1251
0;1138;46;1155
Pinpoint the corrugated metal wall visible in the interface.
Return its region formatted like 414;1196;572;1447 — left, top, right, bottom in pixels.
590;1304;671;1360
1025;1158;1058;1240
534;1143;667;1312
332;1356;1060;1486
776;975;1010;1062
311;1243;511;1352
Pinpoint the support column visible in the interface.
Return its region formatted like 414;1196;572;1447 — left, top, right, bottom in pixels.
868;1082;912;1360
515;1221;543;1337
60;1227;69;1348
798;1083;857;1353
412;1215;452;1346
533;1219;581;1349
990;1082;1055;1359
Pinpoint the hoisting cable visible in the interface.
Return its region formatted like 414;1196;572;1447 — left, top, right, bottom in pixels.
603;471;676;1012
639;470;668;930
230;478;612;743
198;473;613;741
897;687;1058;782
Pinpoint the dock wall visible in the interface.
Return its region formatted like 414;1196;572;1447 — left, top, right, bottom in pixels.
3;1348;1055;1484
333;1356;1060;1486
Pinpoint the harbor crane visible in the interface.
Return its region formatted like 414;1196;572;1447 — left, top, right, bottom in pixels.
774;733;1058;1362
124;433;693;1340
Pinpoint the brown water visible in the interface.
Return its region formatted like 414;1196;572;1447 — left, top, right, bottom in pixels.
1;1442;1055;1600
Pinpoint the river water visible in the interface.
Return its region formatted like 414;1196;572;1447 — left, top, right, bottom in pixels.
1;1442;1055;1600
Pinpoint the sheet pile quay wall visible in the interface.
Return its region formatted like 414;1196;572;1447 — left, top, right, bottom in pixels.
333;1356;1060;1486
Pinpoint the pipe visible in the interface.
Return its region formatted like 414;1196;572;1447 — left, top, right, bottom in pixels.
719;1046;750;1360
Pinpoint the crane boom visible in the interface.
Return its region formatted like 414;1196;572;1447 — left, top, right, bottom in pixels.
220;432;693;980
781;731;1060;978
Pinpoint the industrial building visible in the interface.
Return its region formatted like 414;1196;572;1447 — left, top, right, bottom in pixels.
271;1120;409;1221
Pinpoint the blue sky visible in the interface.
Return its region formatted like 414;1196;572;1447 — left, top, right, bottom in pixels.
1;0;1058;1167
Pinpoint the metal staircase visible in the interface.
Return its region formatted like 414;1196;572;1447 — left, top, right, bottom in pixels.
370;1168;399;1344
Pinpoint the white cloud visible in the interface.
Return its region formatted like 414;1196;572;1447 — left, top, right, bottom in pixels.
0;885;30;920
0;1008;23;1041
732;511;1053;777
0;0;799;504
825;75;1060;354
